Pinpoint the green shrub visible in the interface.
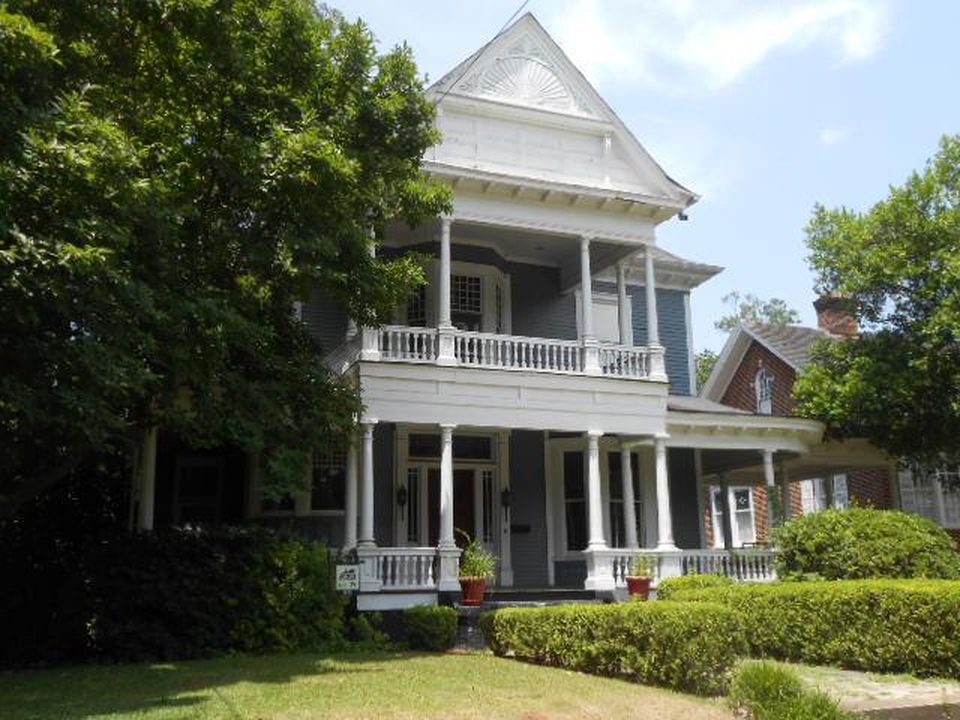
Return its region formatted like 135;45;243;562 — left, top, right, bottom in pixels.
403;606;458;651
480;601;745;695
774;507;960;580
656;573;734;600
89;526;346;661
730;661;855;720
671;580;960;678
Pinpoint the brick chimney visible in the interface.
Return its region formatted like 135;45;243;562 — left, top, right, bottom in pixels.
814;295;858;338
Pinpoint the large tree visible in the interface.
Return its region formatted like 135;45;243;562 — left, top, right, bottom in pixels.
714;291;800;332
0;1;449;516
794;135;960;465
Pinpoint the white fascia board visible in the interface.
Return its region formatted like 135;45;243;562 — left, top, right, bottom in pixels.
667;411;824;453
700;327;751;401
358;361;669;436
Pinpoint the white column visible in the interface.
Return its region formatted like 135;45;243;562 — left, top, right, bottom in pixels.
617;261;631;346
358;420;377;547
136;427;158;531
438;218;452;328
645;247;667;380
586;430;606;549
621;444;639;549
762;449;777;532
581;236;600;374
654;432;676;549
438;424;456;549
580;236;595;339
436;217;456;365
343;432;359;550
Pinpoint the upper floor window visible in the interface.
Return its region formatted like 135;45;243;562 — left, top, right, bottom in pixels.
452;274;483;331
406;285;427;327
755;366;774;414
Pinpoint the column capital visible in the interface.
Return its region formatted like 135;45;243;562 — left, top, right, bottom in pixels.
439;423;457;433
654;431;670;442
361;418;378;429
440;214;454;225
759;448;775;458
580;234;593;249
586;429;604;438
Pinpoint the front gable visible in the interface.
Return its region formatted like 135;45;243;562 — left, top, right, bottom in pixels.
427;14;694;208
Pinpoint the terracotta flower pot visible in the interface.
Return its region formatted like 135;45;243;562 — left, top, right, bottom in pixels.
459;577;487;606
626;576;652;601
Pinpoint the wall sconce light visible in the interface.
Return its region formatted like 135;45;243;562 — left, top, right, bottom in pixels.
396;485;408;509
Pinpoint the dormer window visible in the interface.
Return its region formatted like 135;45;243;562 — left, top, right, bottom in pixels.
755;366;774;415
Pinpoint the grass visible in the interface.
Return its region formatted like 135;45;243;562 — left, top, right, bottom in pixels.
0;650;734;720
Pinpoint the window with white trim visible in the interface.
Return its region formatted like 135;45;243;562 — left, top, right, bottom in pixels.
711;486;756;548
755;366;774;415
899;467;960;527
311;440;346;512
800;475;849;514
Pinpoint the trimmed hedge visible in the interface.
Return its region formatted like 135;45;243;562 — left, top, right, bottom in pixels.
730;661;855;720
774;507;960;580
656;573;733;600
671;580;960;678
402;606;458;651
88;526;346;661
480;601;745;696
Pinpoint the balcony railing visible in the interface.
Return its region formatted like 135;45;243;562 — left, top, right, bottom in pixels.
326;325;662;380
600;547;778;586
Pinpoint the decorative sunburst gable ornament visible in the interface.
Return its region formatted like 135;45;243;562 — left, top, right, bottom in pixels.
454;31;598;117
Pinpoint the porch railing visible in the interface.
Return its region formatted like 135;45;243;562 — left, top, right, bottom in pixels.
602;547;777;587
358;547;438;591
453;330;584;373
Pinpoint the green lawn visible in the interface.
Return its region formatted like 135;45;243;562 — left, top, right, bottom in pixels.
0;650;733;720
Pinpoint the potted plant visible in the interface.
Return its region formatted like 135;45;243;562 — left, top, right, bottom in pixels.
457;531;497;606
626;554;656;600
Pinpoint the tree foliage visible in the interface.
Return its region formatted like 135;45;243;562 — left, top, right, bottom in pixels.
695;349;718;390
0;1;450;515
714;292;800;332
794;135;960;464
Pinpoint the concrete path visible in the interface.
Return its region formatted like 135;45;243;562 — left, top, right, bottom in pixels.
789;663;960;719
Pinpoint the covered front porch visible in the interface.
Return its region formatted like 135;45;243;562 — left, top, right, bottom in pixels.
341;410;814;610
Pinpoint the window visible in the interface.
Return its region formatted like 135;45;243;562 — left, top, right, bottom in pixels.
755;366;774;414
563;451;587;551
608;452;642;548
452;275;482;313
711;486;756;548
899;466;960;527
406;285;426;326
405;467;420;543
408;433;493;461
481;469;495;544
576;292;631;344
311;441;346;511
800;475;848;514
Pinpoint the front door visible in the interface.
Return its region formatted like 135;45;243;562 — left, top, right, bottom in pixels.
427;468;476;546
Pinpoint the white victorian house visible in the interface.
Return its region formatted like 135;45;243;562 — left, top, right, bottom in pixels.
132;14;876;610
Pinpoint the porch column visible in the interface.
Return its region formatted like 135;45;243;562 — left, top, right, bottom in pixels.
359;240;380;360
437;423;461;592
437;217;456;365
617;261;631;346
584;430;614;591
358;420;377;548
620;443;639;549
780;462;793;522
438;424;457;549
762;449;777;532
136;427;158;531
645;248;667;380
719;475;734;550
654;433;676;549
343;432;359;550
580;236;600;374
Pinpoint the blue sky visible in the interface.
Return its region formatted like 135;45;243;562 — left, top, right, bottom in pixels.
333;0;960;352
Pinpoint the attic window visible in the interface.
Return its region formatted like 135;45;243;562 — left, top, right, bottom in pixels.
755;367;774;415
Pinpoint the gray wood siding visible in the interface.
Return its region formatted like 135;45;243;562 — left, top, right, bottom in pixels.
302;289;348;353
374;423;395;546
509;262;578;340
668;448;701;549
509;430;550;587
628;286;692;396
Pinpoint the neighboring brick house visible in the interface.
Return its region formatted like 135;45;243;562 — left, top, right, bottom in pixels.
699;298;892;546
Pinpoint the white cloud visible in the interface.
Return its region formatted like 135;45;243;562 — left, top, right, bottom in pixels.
818;126;851;145
546;0;892;94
